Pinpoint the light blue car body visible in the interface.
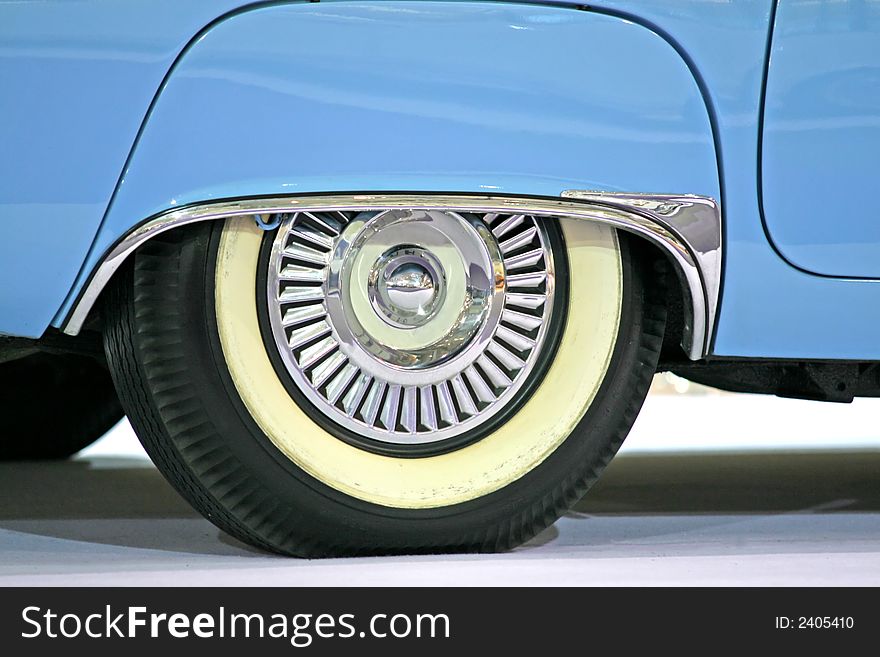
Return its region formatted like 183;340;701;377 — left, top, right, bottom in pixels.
2;0;878;360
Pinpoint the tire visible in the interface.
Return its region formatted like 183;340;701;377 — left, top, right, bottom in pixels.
0;353;124;460
104;214;665;556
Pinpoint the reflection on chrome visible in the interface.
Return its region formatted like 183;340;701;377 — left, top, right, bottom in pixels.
266;209;555;445
63;191;721;362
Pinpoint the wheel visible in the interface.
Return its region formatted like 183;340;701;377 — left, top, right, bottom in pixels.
103;209;665;556
0;352;124;460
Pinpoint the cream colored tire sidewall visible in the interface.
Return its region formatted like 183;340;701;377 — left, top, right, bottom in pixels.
215;219;622;509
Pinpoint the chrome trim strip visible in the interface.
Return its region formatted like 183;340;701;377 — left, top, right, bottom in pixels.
561;190;722;359
62;192;721;359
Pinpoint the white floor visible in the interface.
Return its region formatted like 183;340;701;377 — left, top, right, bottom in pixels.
2;389;880;586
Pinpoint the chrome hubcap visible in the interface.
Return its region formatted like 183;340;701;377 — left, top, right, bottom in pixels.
369;247;444;329
265;209;557;447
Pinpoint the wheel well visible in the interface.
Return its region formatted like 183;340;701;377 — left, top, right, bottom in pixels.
63;217;698;373
624;234;688;365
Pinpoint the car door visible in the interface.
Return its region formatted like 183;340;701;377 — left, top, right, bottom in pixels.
761;0;880;278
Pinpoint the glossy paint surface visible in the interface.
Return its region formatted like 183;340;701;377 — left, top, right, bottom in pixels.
67;0;880;361
5;0;880;361
590;0;880;358
66;0;718;323
761;0;880;277
0;0;253;336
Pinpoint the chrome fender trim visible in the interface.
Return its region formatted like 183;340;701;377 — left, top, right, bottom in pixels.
62;192;721;359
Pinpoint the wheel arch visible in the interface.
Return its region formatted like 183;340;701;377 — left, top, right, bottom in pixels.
65;193;719;360
53;1;722;359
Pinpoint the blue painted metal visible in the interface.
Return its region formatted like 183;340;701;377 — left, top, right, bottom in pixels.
55;1;720;329
5;0;880;361
761;0;880;278
587;0;880;359
0;0;259;337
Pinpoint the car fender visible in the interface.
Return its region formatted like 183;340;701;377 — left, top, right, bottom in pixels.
54;1;721;344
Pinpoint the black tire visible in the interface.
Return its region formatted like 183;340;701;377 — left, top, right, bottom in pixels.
103;220;665;556
0;353;124;460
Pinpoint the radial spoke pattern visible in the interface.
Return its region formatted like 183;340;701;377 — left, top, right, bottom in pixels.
265;210;556;446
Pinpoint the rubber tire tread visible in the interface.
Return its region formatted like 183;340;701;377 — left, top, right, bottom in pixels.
103;222;665;557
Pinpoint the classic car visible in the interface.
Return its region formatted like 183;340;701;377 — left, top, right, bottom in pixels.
1;0;877;556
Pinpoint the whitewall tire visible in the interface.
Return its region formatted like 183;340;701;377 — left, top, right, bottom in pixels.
104;211;665;556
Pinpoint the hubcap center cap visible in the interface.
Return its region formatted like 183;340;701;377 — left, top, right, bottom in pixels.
369;246;445;328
